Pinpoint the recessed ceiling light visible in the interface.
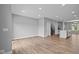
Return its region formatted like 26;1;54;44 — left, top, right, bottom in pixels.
38;8;42;10
72;11;75;14
74;15;77;17
61;4;66;6
38;14;41;16
21;10;25;12
56;16;58;17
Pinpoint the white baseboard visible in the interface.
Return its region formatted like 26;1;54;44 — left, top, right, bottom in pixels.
13;35;38;39
13;35;48;40
4;51;12;54
0;50;12;54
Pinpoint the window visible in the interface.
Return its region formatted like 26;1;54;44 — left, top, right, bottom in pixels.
72;22;79;31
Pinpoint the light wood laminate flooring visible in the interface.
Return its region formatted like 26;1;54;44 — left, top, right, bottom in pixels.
12;34;79;54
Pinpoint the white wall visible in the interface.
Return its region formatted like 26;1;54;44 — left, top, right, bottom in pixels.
13;14;38;39
44;19;51;37
38;18;45;37
0;5;12;53
13;15;59;39
53;22;58;35
38;17;51;37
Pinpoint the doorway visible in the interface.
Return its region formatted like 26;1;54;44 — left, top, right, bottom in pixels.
51;24;55;36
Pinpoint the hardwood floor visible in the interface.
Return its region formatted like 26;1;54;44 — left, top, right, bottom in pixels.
12;34;79;54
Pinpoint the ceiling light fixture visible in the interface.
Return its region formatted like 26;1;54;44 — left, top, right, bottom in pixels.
61;4;66;6
21;10;25;12
74;15;77;17
56;16;59;17
38;14;41;16
38;8;42;10
72;11;75;14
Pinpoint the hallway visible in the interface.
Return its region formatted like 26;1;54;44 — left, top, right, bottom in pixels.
12;34;79;54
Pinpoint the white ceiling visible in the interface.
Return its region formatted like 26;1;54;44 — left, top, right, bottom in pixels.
11;4;79;21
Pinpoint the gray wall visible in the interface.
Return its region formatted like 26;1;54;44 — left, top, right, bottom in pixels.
13;14;38;39
0;5;12;53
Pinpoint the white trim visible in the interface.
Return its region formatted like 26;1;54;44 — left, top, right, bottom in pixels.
0;50;12;54
4;51;12;54
13;35;38;39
